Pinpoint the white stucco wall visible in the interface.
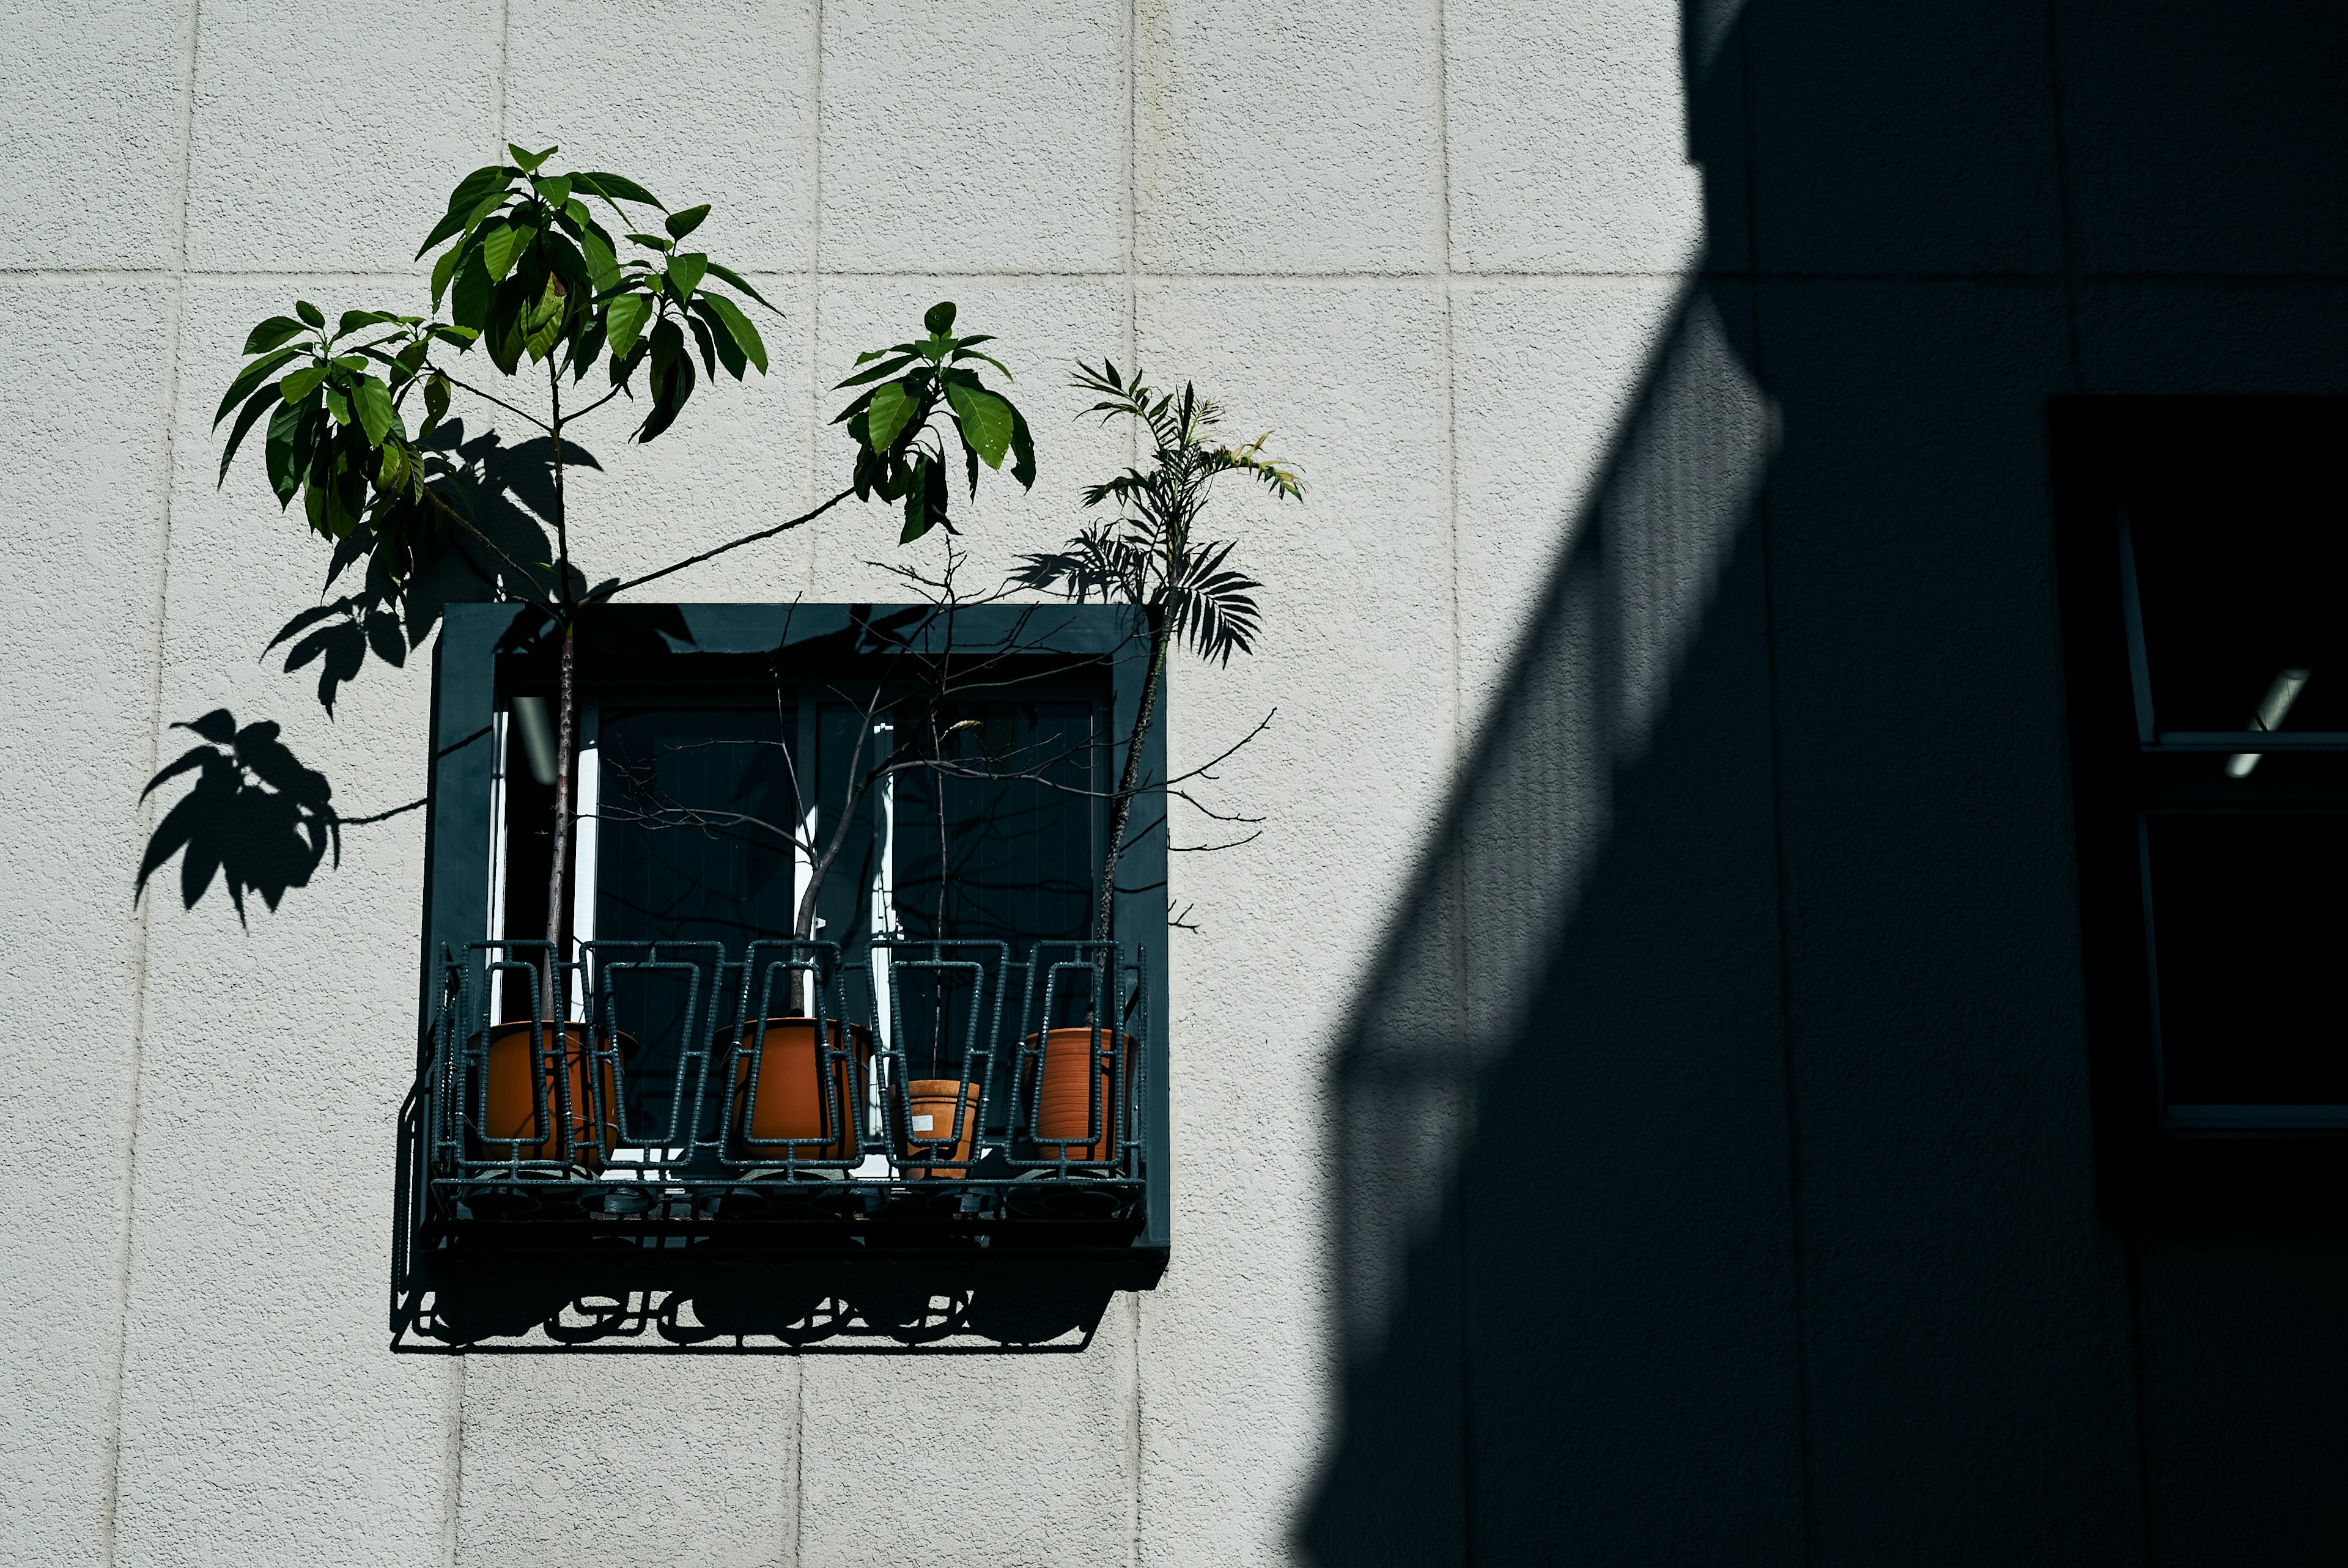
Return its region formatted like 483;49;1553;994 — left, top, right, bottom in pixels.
8;1;2346;1564
0;5;1700;1562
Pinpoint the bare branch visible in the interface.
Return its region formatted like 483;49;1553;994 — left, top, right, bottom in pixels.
602;487;857;598
432;367;554;434
1169;829;1263;853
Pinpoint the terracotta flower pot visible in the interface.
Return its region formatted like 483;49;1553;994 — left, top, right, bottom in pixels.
724;1017;874;1163
902;1078;980;1180
1032;1026;1123;1162
479;1022;626;1170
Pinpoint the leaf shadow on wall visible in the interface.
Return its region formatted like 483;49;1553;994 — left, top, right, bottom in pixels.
135;709;427;925
138;421;586;921
265;418;593;718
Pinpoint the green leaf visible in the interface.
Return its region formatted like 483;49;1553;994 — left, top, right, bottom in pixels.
571;171;662;206
945;383;1014;469
684;309;720;377
523;276;567;363
951;347;1016;381
421;371;451;436
279;364;330;403
508;143;556;173
836;355;919;389
533;174;572;208
665;203;711;240
701;261;775;312
1009;405;1036;489
215;385;279;485
865;381;918;452
323;381;351;425
624;230;674;253
604;291;652;358
213;346;303;426
665;251;707;303
430;241;463;308
264;398;308;506
242;316;309;355
450;252;493;332
353;375;396;446
295;300;324;328
578;221;619;292
698;291;767;374
901;457;931;542
334;309;386;339
923;301;957;334
430;162;513;227
479;221;534;282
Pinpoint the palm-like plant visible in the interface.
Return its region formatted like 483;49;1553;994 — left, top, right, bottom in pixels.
1014;362;1303;945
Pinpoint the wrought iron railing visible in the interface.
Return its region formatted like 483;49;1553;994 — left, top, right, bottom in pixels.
410;936;1149;1245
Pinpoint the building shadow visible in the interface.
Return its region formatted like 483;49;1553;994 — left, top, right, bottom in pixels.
1299;1;2348;1564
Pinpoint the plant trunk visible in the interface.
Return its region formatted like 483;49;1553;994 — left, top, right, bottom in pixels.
543;620;577;1015
1095;617;1170;950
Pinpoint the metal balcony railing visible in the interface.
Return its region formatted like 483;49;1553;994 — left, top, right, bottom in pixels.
410;937;1149;1246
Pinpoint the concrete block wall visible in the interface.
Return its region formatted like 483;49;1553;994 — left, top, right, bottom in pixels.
4;1;2345;1564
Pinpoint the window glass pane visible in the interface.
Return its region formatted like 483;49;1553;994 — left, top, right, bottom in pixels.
596;706;800;1141
892;701;1100;950
813;701;886;956
2127;448;2348;740
597;706;801;947
892;701;1102;1074
2146;812;2348;1108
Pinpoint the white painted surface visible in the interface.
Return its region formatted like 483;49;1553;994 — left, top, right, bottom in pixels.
2;1;2339;1564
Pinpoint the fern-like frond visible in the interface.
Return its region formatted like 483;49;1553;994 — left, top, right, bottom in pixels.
1162;537;1261;665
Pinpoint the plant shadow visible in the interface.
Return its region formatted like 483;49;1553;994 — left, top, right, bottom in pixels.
264;418;593;718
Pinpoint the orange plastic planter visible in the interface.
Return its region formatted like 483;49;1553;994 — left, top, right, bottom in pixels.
724;1017;874;1162
1033;1026;1123;1162
902;1078;980;1179
479;1023;624;1169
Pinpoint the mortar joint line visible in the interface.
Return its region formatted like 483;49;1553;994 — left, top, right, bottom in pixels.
103;2;204;1561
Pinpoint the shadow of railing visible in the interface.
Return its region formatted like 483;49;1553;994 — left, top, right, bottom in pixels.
1302;0;2348;1560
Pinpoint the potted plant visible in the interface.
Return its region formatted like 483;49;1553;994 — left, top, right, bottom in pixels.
213;144;1035;1173
1011;363;1304;1165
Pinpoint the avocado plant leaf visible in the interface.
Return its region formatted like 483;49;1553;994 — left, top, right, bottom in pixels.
264;397;308;506
604;291;651;358
865;380;918;452
945;382;1014;469
572;171;663;213
242;317;310;355
665;251;707;303
216;385;281;485
214;347;303;426
479;221;534;283
701;261;775;312
279;364;330;403
353;375;396;447
698;290;767;374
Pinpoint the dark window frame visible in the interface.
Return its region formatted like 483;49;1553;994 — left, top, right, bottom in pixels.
2051;397;2348;1215
418;600;1172;1253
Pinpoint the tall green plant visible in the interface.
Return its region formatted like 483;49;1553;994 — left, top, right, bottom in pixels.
213;144;1034;988
1013;363;1302;946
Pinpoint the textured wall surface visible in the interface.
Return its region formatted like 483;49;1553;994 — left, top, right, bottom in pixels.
3;1;2346;1564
